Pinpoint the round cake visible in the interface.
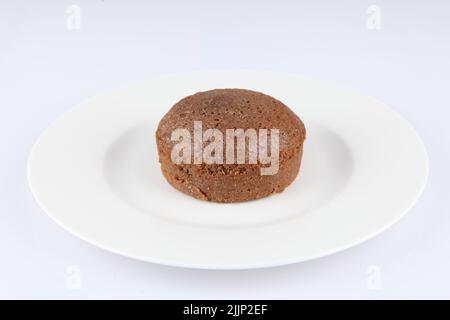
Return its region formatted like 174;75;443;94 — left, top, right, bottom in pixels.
156;89;306;203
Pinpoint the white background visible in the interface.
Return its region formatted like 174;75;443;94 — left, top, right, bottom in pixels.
1;0;449;299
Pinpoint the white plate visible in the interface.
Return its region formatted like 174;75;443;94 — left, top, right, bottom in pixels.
28;71;428;269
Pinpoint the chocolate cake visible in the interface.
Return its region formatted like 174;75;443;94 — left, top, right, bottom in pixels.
156;89;306;203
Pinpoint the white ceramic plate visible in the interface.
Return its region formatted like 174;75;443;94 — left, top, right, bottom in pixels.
28;71;428;269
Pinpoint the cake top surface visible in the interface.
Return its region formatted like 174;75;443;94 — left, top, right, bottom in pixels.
157;88;306;156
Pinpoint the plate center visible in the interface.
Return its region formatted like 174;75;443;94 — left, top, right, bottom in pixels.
103;122;354;228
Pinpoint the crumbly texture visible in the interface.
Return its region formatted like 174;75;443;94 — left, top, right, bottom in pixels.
156;89;306;203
